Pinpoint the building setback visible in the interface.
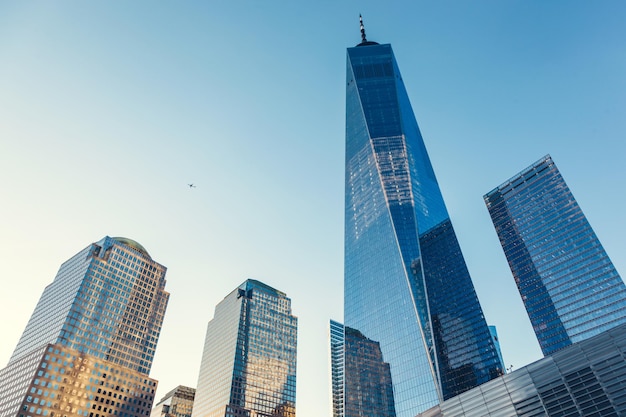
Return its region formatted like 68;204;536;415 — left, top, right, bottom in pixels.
192;280;297;417
484;155;626;356
342;18;502;416
0;236;170;417
417;322;626;417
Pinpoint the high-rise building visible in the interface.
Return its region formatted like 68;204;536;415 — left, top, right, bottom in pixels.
192;280;297;417
0;236;170;417
342;18;502;416
151;386;195;417
484;154;626;356
330;320;396;417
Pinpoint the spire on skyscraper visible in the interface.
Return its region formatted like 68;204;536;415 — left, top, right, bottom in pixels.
357;14;378;46
359;14;367;43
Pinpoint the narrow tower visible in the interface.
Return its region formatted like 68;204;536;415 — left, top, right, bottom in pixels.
192;280;297;417
343;18;502;415
485;155;626;355
0;236;170;417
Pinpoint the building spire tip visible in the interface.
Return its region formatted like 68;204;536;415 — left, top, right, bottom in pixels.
359;14;367;43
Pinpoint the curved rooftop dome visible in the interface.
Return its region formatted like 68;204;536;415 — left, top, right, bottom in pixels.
112;237;151;259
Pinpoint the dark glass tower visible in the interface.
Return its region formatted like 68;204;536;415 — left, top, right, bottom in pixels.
330;320;396;417
343;22;502;415
484;155;626;356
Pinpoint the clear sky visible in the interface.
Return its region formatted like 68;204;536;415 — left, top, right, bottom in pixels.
1;1;625;415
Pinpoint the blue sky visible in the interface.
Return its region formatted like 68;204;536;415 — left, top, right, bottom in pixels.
1;2;625;415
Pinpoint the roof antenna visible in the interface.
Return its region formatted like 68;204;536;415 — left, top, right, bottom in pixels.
359;14;367;43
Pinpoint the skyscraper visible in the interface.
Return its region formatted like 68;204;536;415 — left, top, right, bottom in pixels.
342;19;502;415
484;154;626;356
0;236;170;417
151;386;195;417
330;320;396;417
192;280;297;417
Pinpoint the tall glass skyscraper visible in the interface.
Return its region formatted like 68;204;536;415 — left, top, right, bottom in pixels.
0;236;170;417
484;155;626;356
343;21;502;416
192;280;297;417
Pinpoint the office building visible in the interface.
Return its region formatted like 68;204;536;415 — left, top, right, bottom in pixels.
0;236;170;417
417;322;626;417
151;386;195;417
192;280;297;417
330;320;396;417
484;155;626;356
342;18;503;415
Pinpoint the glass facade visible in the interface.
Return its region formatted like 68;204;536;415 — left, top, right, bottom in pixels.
484;155;626;356
488;326;505;374
330;321;396;417
192;280;297;417
417;322;626;417
343;39;502;415
0;236;169;417
150;386;195;417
